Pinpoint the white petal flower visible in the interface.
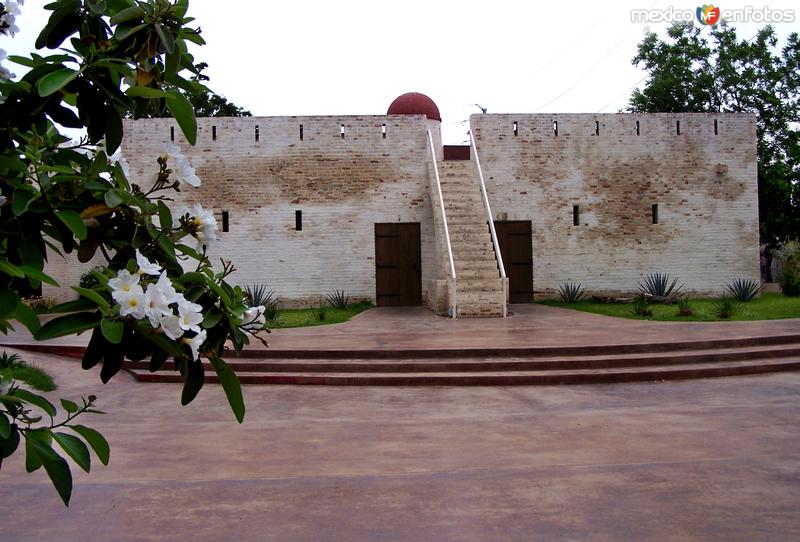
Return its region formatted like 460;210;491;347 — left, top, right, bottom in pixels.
135;249;161;276
0;188;6;207
189;203;218;250
161;141;183;161
108;269;140;294
159;314;184;340
183;329;207;361
144;282;172;328
153;271;181;305
116;287;147;319
109;149;130;178
177;298;203;332
242;305;266;329
173;157;201;187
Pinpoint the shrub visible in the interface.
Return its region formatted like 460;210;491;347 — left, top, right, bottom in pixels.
779;257;800;297
713;296;741;319
0;351;25;370
22;296;56;312
326;290;350;309
676;297;693;317
310;302;328;322
79;266;105;289
637;273;684;301
632;295;653;317
725;278;762;301
244;283;276;307
557;282;586;303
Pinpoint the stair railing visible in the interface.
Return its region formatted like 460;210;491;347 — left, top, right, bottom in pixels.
428;130;457;318
468;130;508;317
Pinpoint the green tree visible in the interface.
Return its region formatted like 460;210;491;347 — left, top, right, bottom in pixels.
0;0;267;504
629;22;800;277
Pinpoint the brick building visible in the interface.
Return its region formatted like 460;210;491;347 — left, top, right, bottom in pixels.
45;93;760;317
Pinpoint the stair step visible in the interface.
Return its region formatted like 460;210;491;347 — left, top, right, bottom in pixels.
126;358;800;385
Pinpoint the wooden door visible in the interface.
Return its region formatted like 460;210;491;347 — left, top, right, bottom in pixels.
374;223;422;306
494;221;533;303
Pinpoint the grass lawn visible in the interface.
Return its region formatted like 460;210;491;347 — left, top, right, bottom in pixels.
0;365;56;391
538;292;800;322
267;302;373;329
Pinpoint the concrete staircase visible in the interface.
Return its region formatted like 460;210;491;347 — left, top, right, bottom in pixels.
438;160;505;317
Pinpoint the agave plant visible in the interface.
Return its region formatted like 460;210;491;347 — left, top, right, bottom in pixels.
244;284;277;308
310;300;328;322
326;290;350;310
725;278;762;301
632;294;653;317
0;351;25;370
713;295;741;319
637;273;684;301
557;282;586;303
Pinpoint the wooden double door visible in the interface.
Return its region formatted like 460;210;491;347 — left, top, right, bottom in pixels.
374;223;422;306
494;221;533;303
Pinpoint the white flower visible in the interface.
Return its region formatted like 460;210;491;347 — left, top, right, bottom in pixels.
0;49;14;82
242;305;266;329
161;141;183;161
177;298;203;332
189;203;218;250
159;314;183;340
109;149;130;178
135;249;161;276
144;282;172;328
115;287;147;319
1;3;21;36
173;157;201;187
183;329;207;361
153;271;181;305
0;188;6;207
108;269;140;296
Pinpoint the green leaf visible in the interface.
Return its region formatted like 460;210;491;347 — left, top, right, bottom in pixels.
157;200;173;230
18;265;60;287
1;426;20;458
71;287;110;311
211;358;245;423
0;155;28;173
71;425;109;465
55;210;87;241
109;5;144;24
25;432;45;472
14;389;57;417
35;312;101;341
7;55;35;68
0;290;20;320
125;85;168;99
166;90;196;145
105;104;123;155
12;302;41;334
0;260;25;278
201;310;222;329
104;189;127;208
48;298;97;314
181;359;204;406
148;349;168;372
136;324;185;357
100;318;123;344
155;24;175;54
29;438;73;506
0;412;10;439
164;46;180;79
60;399;79;413
37;68;79;97
12;188;36;216
53;432;91;473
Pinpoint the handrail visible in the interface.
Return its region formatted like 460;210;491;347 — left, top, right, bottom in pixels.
469;130;508;317
427;130;457;318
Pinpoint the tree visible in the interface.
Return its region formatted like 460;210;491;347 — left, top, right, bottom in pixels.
629;22;800;277
0;0;267;505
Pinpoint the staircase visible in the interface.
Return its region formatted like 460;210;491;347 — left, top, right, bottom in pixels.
438;160;505;317
120;334;800;385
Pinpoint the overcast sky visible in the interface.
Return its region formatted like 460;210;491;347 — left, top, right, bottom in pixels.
4;0;799;143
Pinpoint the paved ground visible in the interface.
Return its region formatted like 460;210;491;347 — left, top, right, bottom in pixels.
1;307;799;541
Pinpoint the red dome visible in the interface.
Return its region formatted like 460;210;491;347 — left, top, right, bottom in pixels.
387;92;441;122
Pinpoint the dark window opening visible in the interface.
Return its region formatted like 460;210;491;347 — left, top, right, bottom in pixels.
255;125;260;142
295;210;302;231
221;211;229;232
340;124;345;139
573;205;580;226
212;126;217;141
595;120;600;136
636;120;640;135
714;119;718;135
170;126;175;142
652;204;659;224
299;124;304;141
553;120;558;137
676;120;681;135
513;121;518;136
382;123;386;139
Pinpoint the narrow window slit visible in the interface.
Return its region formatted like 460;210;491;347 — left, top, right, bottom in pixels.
170;126;175;142
652;204;659;225
553;120;558;137
340;124;345;139
212;126;217;141
714;119;718;135
382;123;386;139
299;124;304;141
676;120;681;135
595;120;600;136
295;210;302;231
255;125;260;142
573;205;580;226
636;120;640;135
221;211;229;232
513;121;518;136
